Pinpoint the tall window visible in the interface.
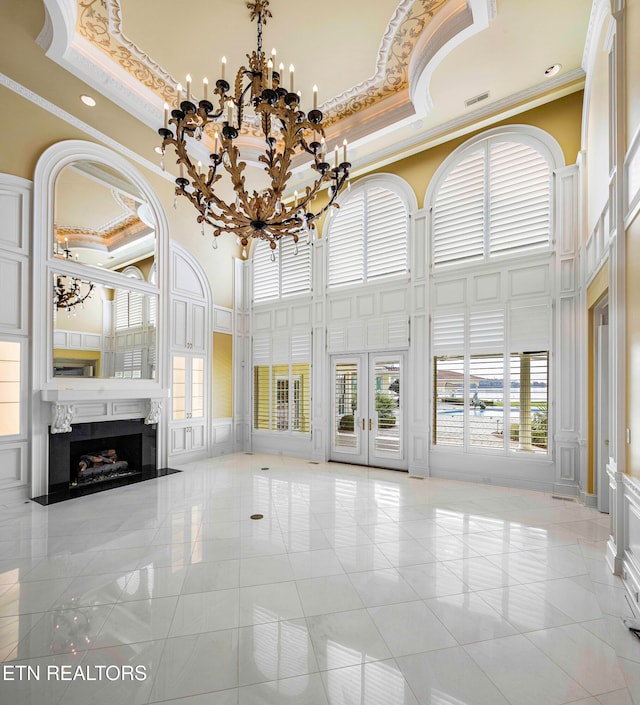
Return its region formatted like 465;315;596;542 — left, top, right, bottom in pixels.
253;237;311;303
327;184;409;287
432;138;552;267
252;332;311;434
432;309;550;455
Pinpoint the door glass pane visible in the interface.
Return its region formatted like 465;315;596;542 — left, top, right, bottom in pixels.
191;357;205;418
433;356;464;446
469;355;505;449
172;356;186;420
334;362;358;451
373;358;401;456
0;341;20;436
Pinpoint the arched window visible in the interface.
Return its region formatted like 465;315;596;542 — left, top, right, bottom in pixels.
326;182;409;287
431;136;553;267
252;237;311;303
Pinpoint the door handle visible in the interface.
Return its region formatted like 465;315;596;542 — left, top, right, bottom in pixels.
369;418;372;431
361;418;365;431
604;439;609;445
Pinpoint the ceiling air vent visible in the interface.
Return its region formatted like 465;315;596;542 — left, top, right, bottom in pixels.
465;91;490;108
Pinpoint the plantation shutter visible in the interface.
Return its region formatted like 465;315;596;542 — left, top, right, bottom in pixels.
280;237;311;297
290;332;311;362
469;310;505;354
128;291;144;328
253;240;279;302
432;150;485;266
328;192;365;287
115;290;129;330
489;141;551;256
366;187;408;279
432;313;465;355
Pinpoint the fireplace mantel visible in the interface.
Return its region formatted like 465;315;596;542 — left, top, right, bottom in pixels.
41;388;166;402
41;388;167;433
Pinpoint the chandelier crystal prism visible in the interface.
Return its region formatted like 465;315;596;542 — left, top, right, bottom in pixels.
158;0;351;253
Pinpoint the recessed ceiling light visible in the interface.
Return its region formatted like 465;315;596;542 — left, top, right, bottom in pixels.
544;64;561;78
154;146;163;154
80;95;96;107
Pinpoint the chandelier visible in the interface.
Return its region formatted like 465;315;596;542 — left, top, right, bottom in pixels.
158;0;351;256
53;240;95;314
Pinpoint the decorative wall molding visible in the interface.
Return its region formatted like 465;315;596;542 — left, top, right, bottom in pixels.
51;402;74;434
145;399;162;425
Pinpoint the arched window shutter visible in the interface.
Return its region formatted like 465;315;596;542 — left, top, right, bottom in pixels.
432;139;552;267
327;183;408;288
433;150;485;267
328;191;365;287
489;141;551;256
366;187;407;279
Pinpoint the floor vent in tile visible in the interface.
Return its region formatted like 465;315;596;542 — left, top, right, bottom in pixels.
250;514;264;520
551;495;577;502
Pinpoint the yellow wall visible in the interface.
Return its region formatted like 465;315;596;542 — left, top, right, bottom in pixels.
52;349;102;377
586;261;609;494
212;333;233;418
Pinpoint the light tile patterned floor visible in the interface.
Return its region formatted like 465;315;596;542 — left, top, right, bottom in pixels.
0;453;638;705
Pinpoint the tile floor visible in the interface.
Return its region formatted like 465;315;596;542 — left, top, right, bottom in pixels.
0;453;638;705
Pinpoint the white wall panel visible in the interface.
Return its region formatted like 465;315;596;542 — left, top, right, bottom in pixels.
0;256;25;334
0;444;26;489
474;273;501;302
213;306;233;333
508;264;549;297
357;294;375;318
434;279;466;306
0;189;26;253
329;298;352;320
253;310;272;331
381;289;407;313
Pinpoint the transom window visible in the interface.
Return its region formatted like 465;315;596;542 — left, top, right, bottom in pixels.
432;138;552;267
327;184;409;287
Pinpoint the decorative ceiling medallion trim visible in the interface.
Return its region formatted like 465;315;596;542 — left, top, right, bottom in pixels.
321;0;449;126
76;0;177;104
72;0;450;126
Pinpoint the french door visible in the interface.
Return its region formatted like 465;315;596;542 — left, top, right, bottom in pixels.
330;353;406;470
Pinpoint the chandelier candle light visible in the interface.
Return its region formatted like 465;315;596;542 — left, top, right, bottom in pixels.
158;0;351;257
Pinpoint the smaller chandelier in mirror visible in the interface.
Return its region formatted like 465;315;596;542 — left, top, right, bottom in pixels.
53;242;95;314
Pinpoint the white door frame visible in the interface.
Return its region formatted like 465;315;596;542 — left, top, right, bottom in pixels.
330;352;407;471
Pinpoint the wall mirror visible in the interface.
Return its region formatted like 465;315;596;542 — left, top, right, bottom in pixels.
52;274;158;380
47;155;161;382
53;160;156;274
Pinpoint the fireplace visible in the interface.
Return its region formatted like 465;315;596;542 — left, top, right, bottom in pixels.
45;418;159;500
